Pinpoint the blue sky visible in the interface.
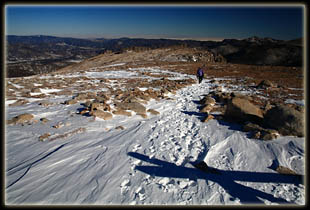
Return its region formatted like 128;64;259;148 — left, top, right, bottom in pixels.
5;5;304;40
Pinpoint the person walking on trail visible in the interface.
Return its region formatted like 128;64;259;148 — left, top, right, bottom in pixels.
196;65;205;84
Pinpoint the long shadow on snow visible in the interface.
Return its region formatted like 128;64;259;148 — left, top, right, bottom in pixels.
128;152;303;205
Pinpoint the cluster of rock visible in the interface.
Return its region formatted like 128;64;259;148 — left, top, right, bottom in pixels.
161;51;226;63
74;88;171;120
199;80;304;141
7;76;195;130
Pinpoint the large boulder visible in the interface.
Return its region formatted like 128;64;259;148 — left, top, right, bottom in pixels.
263;104;304;137
224;96;264;124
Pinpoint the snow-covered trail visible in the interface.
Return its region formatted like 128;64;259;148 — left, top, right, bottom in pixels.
5;75;304;205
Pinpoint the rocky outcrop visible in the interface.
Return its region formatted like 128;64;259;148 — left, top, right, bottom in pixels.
263;104;304;137
201;89;304;140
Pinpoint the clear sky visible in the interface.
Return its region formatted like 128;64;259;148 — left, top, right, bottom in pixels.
5;4;304;40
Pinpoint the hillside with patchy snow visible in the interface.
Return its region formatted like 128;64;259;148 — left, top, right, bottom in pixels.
5;58;305;205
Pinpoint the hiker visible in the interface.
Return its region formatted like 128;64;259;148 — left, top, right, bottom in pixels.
196;65;205;84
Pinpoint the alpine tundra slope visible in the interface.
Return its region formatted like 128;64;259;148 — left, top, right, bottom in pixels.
5;65;304;205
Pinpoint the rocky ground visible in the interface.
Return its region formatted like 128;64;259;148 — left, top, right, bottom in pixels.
5;48;305;205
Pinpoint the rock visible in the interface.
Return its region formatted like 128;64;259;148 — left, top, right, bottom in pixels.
138;113;148;119
31;88;41;93
200;104;214;114
264;101;273;113
243;122;280;140
40;118;49;124
64;99;78;105
31;93;46;98
230;92;252;101
53;122;64;129
224;96;264;124
264;104;304;137
243;122;264;132
38;100;52;107
200;96;216;106
276;166;298;175
90;102;110;112
115;125;125;130
147;109;160;115
115;102;146;115
202;114;215;123
9;99;29;107
73;93;90;101
257;80;275;89
7;113;34;125
89;110;113;120
112;109;132;117
211;91;231;103
78;108;89;115
54;90;72;96
260;129;280;141
39;133;51;141
252;131;261;139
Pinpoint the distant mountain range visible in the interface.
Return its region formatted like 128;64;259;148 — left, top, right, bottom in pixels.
5;35;303;77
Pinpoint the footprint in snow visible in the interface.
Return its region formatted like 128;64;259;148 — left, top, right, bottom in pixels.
132;144;142;152
135;186;146;201
120;179;131;195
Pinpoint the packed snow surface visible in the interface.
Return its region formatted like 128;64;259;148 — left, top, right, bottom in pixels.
5;67;305;205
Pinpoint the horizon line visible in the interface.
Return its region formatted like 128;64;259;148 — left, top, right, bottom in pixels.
6;34;303;42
